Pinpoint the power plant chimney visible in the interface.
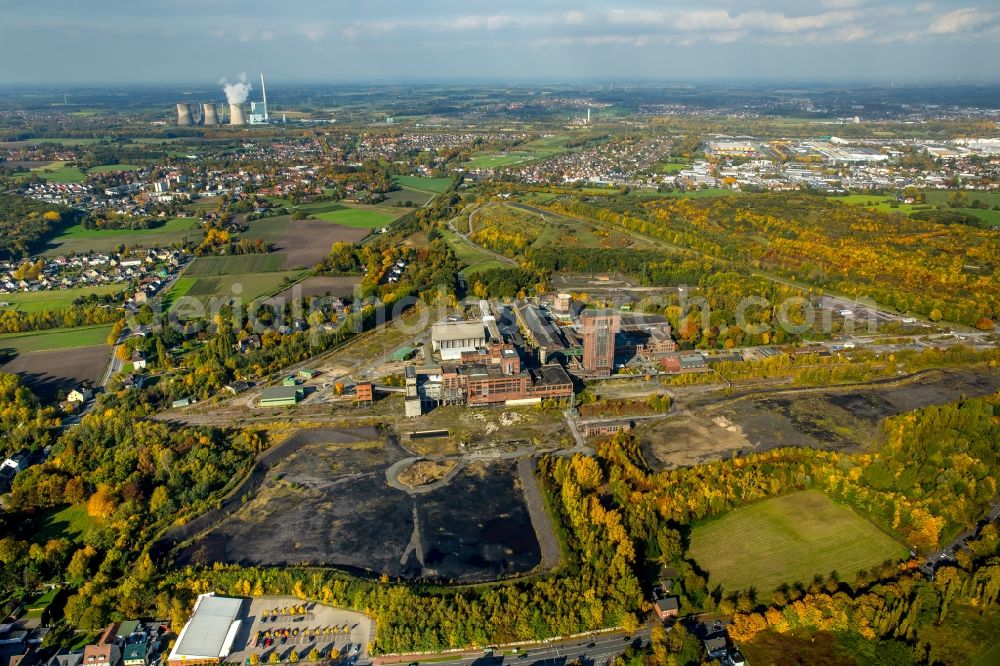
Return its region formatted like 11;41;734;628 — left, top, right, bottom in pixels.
176;103;193;126
260;73;269;123
229;103;246;125
202;103;219;126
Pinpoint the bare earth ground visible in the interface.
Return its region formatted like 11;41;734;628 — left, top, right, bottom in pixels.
0;345;109;399
396;459;458;487
641;368;1000;470
176;428;541;583
268;276;362;302
276;221;368;269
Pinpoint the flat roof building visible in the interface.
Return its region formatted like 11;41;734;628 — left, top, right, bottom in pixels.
167;594;243;666
432;320;486;361
259;386;302;407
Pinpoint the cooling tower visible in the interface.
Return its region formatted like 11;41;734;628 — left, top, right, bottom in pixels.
229;103;246;125
202;103;219;126
176;103;193;126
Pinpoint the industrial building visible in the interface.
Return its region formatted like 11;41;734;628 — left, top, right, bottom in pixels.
431;320;486;360
581;310;621;376
167;594;244;666
259;385;302;407
514;303;567;363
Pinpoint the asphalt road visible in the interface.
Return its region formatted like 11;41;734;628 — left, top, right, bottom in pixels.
372;627;651;666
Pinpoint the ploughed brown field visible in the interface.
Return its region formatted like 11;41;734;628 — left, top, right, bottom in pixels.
275;220;369;269
267;276;362;302
0;345;109;399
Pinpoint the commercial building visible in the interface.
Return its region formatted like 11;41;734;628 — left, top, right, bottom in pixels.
431;320;486;360
167;594;243;666
581;310;621;376
259;386;302;407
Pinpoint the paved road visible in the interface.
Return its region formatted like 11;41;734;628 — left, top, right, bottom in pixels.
373;626;651;666
921;498;1000;577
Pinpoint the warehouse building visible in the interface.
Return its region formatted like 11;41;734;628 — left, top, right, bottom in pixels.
167;594;243;666
431;320;486;360
259;386;303;407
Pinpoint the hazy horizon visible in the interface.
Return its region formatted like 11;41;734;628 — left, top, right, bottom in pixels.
1;0;998;85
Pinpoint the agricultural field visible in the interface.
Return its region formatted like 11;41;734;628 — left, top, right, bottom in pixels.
0;343;110;399
87;163;141;173
39;217;201;255
391;175;452;193
688;490;907;596
267;276;361;302
0;324;113;353
377;186;433;207
0;284;123;312
185;254;287;276
236;214;370;268
464;152;538;169
20;161;87;183
169;270;309;312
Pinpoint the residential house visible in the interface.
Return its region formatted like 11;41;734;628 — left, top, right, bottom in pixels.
82;645;120;666
43;650;82;666
121;645;147;666
653;596;679;621
122;374;145;390
130;352;147;370
67;386;93;404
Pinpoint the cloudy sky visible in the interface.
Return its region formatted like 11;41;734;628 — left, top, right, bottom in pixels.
1;0;997;83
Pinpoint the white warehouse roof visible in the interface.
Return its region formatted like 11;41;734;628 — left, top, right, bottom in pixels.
168;594;244;664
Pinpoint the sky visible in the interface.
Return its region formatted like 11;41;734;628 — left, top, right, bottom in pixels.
1;0;998;84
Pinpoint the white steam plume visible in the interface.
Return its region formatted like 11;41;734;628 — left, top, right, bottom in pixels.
219;73;252;105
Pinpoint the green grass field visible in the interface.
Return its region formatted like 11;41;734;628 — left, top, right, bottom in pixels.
464;153;538;169
653;161;688;174
392;175;452;193
314;207;397;228
26;161;87;183
0;324;113;353
162;277;196;310
33;503;100;543
186;254;287;276
170;271;309;312
41;217;201;255
689;490;907;595
835;192;1000;226
87;163;141;173
0;284;123;313
378;187;433;207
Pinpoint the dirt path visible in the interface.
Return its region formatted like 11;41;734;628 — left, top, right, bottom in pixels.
518;456;562;573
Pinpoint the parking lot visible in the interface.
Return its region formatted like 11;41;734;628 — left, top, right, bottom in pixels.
227;596;373;665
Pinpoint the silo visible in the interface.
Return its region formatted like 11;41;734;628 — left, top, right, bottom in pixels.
202;103;219;126
229;104;246;125
176;103;193;126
